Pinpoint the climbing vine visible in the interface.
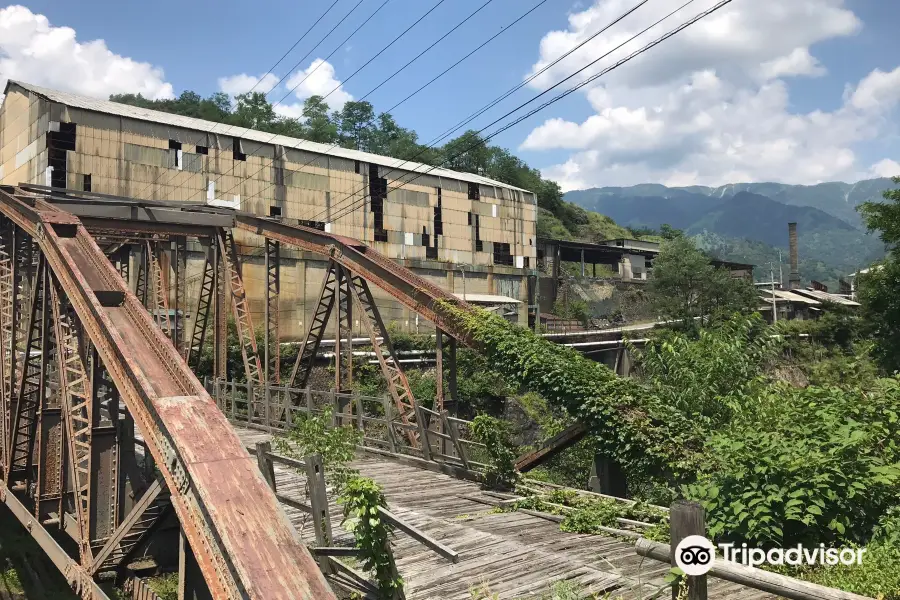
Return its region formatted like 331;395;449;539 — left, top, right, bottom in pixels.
471;415;520;489
436;301;705;488
339;476;404;598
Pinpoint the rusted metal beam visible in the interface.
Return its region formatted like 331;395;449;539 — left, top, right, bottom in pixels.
232;216;475;345
217;229;262;387
0;189;335;599
288;261;337;391
514;422;589;473
1;486;112;599
187;240;215;372
90;477;168;575
264;238;280;383
173;236;187;356
347;274;419;447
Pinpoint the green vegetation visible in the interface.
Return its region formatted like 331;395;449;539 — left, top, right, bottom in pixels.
858;176;900;374
339;476;404;597
647;235;759;329
275;408;403;596
146;573;179;600
470;415;519;489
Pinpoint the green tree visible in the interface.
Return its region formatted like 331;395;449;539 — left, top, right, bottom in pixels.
442;130;490;175
858;177;900;373
648;236;758;327
338;100;376;150
232;92;277;130
300;95;339;143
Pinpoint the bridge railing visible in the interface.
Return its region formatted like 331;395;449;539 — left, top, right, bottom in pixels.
208;378;490;480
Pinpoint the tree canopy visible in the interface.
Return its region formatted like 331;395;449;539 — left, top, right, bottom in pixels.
648;235;759;327
858;177;900;372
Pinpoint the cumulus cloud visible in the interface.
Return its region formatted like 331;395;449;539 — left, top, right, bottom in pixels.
217;72;279;97
285;59;353;109
0;5;173;100
519;0;900;189
871;159;900;179
217;58;353;118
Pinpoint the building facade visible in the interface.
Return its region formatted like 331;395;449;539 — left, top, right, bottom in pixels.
0;81;537;339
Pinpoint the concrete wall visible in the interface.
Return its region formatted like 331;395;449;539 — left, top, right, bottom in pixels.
0;85;536;338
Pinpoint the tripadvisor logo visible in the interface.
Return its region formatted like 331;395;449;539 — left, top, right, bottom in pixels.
675;536;867;575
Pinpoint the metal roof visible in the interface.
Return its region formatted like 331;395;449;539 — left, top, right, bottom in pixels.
791;288;861;306
4;80;533;196
759;289;821;305
453;293;522;304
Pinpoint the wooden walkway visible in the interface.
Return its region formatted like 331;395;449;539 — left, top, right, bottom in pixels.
233;426;777;600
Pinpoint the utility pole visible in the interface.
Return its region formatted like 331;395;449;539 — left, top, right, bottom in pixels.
778;249;783;289
769;263;778;323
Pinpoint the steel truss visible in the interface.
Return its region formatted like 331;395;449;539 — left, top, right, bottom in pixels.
0;189;334;600
1;185;494;599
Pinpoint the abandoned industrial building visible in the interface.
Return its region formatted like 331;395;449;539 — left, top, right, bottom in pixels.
0;80;538;338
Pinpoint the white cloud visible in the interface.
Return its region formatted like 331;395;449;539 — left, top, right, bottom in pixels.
520;0;900;190
849;67;900;111
217;72;279;97
757;48;826;81
285;59;352;109
870;159;900;179
0;5;173;100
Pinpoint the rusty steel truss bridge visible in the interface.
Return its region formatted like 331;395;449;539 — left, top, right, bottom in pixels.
0;182;501;599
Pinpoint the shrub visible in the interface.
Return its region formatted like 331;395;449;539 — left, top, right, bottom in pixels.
685;380;900;547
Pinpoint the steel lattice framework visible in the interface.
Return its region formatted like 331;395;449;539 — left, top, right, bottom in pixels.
0;183;479;598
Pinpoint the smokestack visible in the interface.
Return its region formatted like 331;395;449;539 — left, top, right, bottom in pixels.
788;222;800;290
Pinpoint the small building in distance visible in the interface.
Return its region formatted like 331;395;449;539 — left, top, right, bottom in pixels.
0;81;538;338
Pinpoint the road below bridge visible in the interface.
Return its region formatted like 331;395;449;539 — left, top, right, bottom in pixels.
234;426;777;600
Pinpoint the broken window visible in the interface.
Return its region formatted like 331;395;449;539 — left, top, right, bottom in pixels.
467;211;472;226
83;174;91;192
233;138;246;161
434;187;443;236
493;242;513;266
354;160;361;174
269;205;282;217
467;182;480;200
475;214;483;252
47;122;76;189
369;163;388;242
196;145;209;155
169;139;183;170
523;257;530;268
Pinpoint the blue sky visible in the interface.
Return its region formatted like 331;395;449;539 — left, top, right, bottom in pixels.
2;0;900;189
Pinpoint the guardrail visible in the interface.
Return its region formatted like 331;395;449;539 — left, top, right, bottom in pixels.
250;440;459;599
208;378;489;481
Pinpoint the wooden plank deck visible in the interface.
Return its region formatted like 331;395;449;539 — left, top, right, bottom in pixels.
233;426;777;600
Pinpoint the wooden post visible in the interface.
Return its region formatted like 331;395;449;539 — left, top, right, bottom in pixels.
589;453;628;498
415;405;432;462
382;397;397;453
255;441;276;492
305;388;313;417
670;500;708;600
442;410;469;470
305;454;333;548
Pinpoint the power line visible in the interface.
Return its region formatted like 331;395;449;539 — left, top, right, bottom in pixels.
215;0;502;200
319;0;672;223
199;0;404;202
135;0;370;200
246;0;604;220
328;0;735;226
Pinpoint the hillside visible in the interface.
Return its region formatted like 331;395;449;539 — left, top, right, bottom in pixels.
679;178;896;228
564;185;887;277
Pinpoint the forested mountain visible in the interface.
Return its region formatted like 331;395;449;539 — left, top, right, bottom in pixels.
565;185;887;278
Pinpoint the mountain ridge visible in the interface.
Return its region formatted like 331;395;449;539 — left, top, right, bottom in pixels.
563;179;892;277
